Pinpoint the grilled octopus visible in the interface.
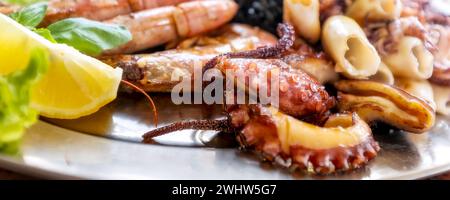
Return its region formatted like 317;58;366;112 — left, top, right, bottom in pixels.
141;23;380;174
143;104;379;174
201;23;335;119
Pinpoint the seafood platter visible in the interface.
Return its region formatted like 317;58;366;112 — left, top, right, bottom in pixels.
0;0;450;179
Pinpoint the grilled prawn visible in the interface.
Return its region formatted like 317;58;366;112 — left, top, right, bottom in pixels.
102;24;278;92
104;0;238;54
3;0;238;55
0;0;194;25
42;0;194;26
0;2;18;15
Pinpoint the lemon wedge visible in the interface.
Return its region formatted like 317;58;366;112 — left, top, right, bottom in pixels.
0;14;123;119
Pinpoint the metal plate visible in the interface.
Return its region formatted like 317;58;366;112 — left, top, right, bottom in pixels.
1;93;450;179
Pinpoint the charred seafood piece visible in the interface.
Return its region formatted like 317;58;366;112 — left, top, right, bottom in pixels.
335;80;436;133
143;104;379;174
102;23;278;92
211;58;335;119
202;23;335;119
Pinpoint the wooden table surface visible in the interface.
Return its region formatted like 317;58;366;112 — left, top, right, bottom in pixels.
0;168;36;180
0;168;449;180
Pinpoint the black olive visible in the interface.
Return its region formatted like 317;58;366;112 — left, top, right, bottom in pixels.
233;0;283;34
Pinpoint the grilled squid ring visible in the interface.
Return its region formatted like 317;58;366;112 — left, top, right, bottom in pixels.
431;83;450;116
383;36;434;80
283;0;321;43
394;78;436;110
429;24;450;86
336;80;436;133
235;106;379;174
322;16;381;79
368;62;395;85
346;0;402;25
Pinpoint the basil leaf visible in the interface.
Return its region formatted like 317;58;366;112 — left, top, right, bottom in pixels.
47;18;132;56
9;2;47;28
3;0;47;6
34;28;56;43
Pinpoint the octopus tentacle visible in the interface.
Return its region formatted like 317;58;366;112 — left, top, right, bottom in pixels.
142;119;231;142
213;57;335;119
142;104;379;174
202;23;295;73
229;105;379;174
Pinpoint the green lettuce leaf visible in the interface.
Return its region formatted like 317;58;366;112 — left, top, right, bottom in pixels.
0;48;49;154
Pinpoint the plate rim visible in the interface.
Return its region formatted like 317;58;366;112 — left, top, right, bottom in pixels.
1;121;450;180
